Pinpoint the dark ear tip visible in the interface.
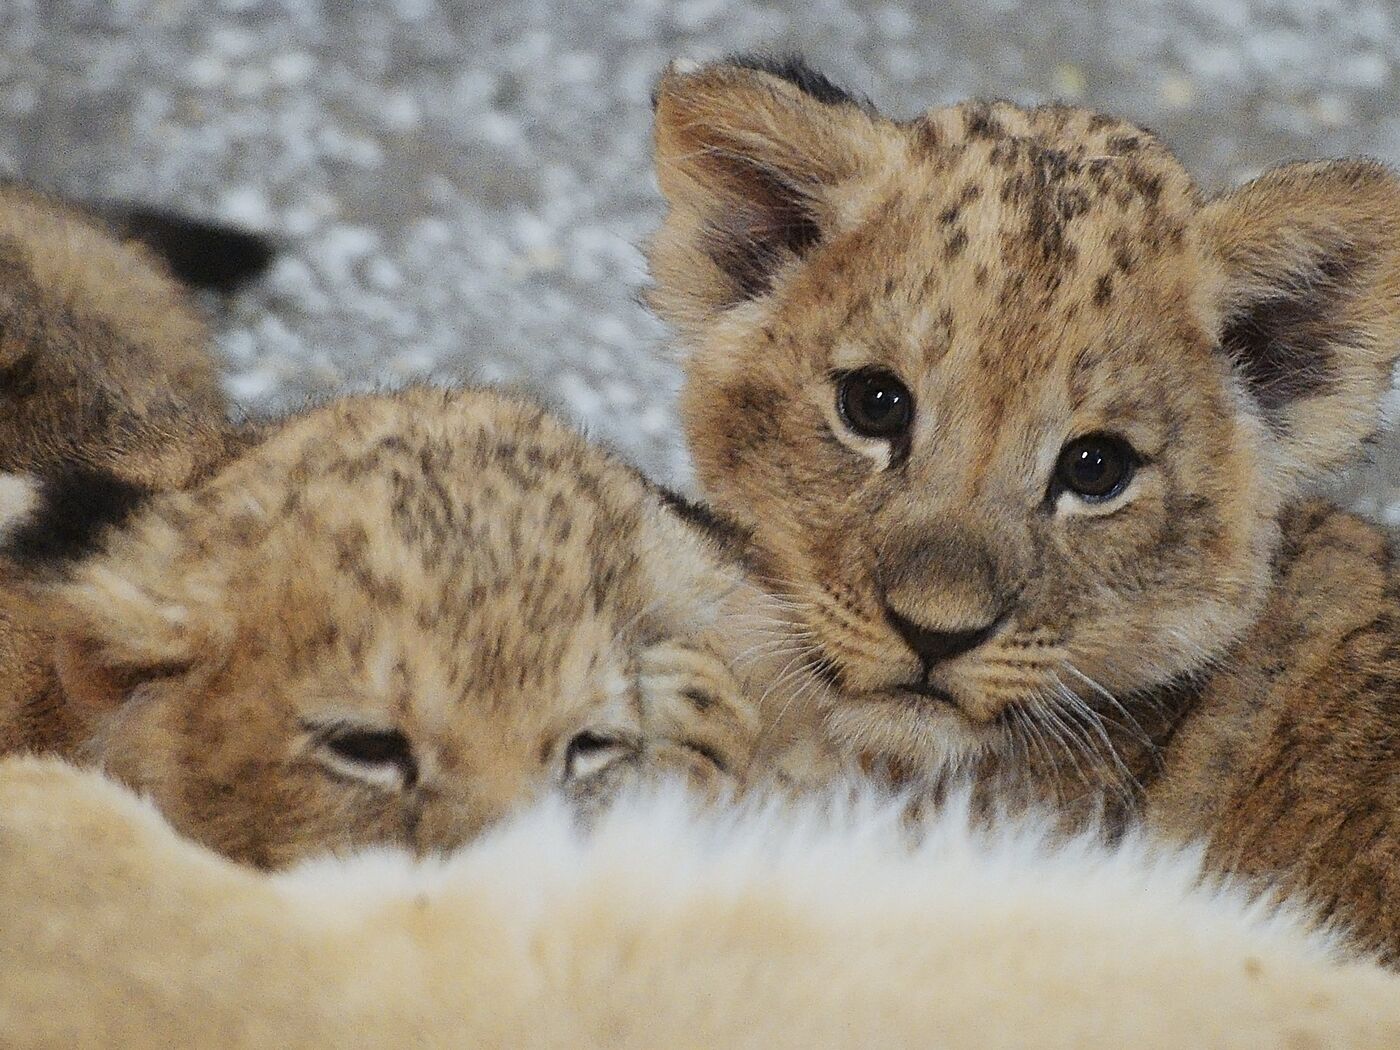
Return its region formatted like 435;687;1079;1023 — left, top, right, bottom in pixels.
104;205;278;293
723;51;871;110
4;467;150;570
655;52;873;113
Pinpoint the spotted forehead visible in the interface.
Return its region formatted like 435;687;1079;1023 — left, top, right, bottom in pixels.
178;391;658;675
796;101;1208;380
912;104;1194;276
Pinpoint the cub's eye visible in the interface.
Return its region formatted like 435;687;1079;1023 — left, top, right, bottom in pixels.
836;368;914;441
1053;434;1139;503
563;730;634;781
306;721;418;790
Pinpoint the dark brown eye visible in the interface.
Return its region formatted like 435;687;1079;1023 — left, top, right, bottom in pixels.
1053;434;1138;502
836;368;914;441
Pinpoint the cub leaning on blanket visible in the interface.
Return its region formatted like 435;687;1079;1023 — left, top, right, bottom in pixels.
0;386;829;866
3;756;1400;1050
650;53;1400;964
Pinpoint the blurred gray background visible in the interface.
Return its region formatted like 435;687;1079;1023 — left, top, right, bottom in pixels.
3;0;1400;509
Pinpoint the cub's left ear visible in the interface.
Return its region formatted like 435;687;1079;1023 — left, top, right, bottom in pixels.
1198;159;1400;486
649;55;898;341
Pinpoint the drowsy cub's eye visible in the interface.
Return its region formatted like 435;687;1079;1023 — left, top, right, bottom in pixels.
306;721;419;789
1052;434;1139;502
836;368;914;441
563;730;634;780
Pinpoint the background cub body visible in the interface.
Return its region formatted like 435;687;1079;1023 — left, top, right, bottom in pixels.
651;55;1400;961
0;186;268;756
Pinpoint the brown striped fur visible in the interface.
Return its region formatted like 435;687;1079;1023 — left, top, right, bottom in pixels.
650;56;1400;961
4;386;814;868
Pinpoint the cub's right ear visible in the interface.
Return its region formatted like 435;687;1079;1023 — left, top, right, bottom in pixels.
0;473;214;723
648;55;899;340
0;467;151;570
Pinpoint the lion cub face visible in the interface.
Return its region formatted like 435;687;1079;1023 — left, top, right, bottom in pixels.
649;57;1400;768
19;388;762;866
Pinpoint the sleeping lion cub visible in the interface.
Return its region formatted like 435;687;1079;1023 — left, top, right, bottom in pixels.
2;385;809;867
650;55;1400;960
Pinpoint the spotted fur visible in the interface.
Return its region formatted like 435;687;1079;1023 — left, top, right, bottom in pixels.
2;385;826;868
651;56;1400;961
0;185;265;766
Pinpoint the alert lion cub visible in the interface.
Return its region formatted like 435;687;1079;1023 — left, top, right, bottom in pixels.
650;55;1400;961
2;385;801;867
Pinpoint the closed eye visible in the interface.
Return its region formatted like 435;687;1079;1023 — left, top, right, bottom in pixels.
303;719;418;791
562;729;636;781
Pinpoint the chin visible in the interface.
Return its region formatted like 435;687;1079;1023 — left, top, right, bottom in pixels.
821;689;1001;777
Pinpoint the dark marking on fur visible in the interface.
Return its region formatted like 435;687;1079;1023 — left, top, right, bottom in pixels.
1219;247;1359;420
655;486;751;552
962;102;1002;140
1093;273;1114;307
100;206;276;292
1124;165;1164;206
727;53;869;109
0;348;40;400
5;466;150;568
944;228;969;260
703;188;822;302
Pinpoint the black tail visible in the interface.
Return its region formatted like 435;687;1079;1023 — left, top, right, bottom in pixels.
98;204;277;293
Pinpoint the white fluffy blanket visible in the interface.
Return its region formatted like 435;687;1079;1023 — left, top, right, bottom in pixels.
1;757;1397;1049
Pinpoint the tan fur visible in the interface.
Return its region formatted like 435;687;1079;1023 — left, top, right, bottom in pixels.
651;58;1400;961
0;185;249;760
6;755;1400;1049
3;384;823;867
0;183;236;487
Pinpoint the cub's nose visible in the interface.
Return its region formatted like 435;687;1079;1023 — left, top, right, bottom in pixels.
884;604;999;668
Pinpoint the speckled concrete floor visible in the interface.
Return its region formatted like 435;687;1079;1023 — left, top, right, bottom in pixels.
3;0;1400;507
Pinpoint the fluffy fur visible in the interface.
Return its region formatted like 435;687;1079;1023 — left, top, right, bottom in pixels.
3;756;1399;1049
0;184;267;765
0;182;266;488
649;56;1400;960
1;384;835;866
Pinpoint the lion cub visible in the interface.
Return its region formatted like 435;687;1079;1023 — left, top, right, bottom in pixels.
2;385;791;867
650;55;1400;960
0;181;270;488
0;183;271;756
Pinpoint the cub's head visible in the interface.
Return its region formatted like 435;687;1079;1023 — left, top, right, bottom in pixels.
650;56;1400;769
7;388;763;866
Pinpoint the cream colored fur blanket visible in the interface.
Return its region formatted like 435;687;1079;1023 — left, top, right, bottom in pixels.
1;756;1397;1049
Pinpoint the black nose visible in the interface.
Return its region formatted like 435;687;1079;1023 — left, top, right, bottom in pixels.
884;605;999;669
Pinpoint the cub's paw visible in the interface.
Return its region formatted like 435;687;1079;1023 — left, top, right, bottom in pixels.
637;641;762;793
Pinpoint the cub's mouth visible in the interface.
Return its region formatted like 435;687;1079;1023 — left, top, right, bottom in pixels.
892;680;960;707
